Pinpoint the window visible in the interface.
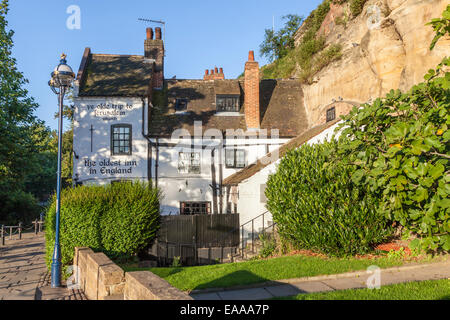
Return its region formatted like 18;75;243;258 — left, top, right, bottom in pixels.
180;202;211;215
175;99;188;112
111;124;132;155
216;95;240;112
225;149;246;168
326;107;336;122
178;152;201;174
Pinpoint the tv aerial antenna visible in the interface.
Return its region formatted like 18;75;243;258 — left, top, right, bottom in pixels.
138;18;166;44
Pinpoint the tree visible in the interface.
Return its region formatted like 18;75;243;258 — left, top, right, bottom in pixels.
259;14;303;61
427;4;450;50
0;0;52;223
335;8;450;253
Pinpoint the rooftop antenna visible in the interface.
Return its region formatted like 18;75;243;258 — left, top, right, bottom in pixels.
138;18;166;44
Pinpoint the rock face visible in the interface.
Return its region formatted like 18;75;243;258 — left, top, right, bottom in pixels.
298;0;450;127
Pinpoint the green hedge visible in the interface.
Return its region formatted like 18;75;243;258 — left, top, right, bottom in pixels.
266;141;391;257
45;181;160;269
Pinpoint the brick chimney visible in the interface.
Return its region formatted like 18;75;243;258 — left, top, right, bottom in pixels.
244;51;260;129
145;27;164;89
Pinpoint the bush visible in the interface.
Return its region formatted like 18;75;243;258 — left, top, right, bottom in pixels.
258;233;277;258
337;57;450;253
266;141;392;257
45;181;160;269
350;0;368;17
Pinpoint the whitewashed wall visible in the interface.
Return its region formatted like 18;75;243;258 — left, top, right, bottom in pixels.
73;97;149;185
236;121;344;235
152;137;290;215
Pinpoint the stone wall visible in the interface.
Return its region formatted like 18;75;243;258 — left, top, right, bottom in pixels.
124;272;192;300
74;247;192;300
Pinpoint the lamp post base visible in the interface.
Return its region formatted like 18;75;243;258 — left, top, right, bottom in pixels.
51;261;62;288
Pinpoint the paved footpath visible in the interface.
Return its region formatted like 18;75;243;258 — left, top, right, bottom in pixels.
0;233;86;300
190;259;450;300
0;233;47;300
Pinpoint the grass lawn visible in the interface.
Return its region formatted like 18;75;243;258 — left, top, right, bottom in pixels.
280;279;450;300
121;254;437;292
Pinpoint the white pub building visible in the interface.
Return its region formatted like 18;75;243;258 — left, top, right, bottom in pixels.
72;27;322;224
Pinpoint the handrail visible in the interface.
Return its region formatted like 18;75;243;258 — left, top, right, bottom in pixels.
1;217;44;246
214;210;270;246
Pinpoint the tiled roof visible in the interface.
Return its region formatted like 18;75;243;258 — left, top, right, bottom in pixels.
78;54;153;97
148;79;308;137
222;120;340;185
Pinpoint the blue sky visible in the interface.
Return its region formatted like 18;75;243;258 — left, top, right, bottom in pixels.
8;0;322;130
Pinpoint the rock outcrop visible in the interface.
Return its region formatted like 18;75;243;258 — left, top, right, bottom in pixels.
296;0;450;127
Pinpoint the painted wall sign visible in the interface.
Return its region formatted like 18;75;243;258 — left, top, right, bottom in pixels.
73;97;148;185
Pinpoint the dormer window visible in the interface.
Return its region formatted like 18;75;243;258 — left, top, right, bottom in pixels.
216;95;240;112
175;99;188;112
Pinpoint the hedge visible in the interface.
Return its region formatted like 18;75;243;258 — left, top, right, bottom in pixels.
265;141;392;257
45;181;160;269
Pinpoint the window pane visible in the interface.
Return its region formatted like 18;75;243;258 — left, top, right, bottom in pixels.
225;149;234;167
236;150;245;167
112;125;132;155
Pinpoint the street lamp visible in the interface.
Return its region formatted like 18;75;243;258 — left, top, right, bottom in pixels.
48;53;75;288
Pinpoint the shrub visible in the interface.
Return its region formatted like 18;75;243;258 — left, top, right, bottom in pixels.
337;57;450;253
258;233;277;258
266;141;392;257
350;0;368;17
45;181;160;269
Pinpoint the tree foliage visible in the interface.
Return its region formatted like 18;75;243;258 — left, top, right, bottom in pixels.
259;14;303;61
427;4;450;50
335;8;450;253
0;0;52;223
336;57;449;253
0;0;61;223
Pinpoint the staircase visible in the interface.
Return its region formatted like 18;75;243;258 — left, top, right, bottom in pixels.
222;211;277;263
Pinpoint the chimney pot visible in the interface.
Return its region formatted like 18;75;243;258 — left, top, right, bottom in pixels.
211;69;215;74
215;67;219;74
219;68;223;74
248;51;255;62
205;70;209;75
155;27;162;40
146;28;154;40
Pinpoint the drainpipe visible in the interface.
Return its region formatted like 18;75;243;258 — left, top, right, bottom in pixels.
141;98;156;186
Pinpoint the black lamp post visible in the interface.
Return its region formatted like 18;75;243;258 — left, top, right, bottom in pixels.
48;53;75;288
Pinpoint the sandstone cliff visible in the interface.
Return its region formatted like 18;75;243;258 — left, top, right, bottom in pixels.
295;0;450;127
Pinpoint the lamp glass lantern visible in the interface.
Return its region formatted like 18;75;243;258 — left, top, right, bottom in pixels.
48;53;75;288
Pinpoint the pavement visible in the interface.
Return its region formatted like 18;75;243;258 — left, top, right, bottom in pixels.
0;233;48;300
0;232;85;300
190;259;450;300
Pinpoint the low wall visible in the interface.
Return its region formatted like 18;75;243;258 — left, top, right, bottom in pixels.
74;247;192;300
124;272;191;300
